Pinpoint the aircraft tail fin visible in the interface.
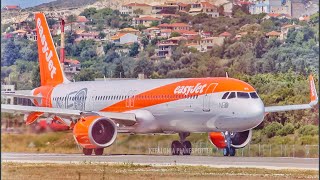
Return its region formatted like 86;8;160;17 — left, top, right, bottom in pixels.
35;12;70;86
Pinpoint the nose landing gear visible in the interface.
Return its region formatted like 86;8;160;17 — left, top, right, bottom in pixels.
223;131;236;156
171;132;192;155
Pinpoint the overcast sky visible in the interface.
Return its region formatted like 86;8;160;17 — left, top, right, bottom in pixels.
1;0;54;8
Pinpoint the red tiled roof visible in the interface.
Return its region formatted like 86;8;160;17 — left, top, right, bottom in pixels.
77;16;88;23
268;13;280;17
266;31;281;36
158;23;190;28
238;1;253;5
201;2;216;8
124;3;150;7
219;31;232;37
174;30;197;35
65;59;80;64
161;29;173;33
4;5;20;10
135;16;161;21
178;2;189;7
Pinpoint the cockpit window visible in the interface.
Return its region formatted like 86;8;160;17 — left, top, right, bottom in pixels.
227;92;236;99
222;92;229;99
250;92;259;99
237;92;250;99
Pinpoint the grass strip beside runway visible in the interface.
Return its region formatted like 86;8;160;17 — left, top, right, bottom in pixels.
2;162;318;180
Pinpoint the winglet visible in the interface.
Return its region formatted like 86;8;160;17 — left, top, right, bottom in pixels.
309;74;318;106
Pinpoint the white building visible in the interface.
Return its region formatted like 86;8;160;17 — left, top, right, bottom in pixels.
111;33;138;45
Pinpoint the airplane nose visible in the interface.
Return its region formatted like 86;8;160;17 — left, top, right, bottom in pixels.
249;100;265;127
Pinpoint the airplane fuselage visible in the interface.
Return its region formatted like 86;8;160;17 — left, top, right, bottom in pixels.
33;77;265;133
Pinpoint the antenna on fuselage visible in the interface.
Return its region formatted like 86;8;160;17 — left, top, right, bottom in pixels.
226;72;229;78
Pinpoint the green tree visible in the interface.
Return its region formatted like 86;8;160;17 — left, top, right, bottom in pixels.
80;8;98;18
133;58;154;77
150;21;159;27
2;39;20;66
114;61;125;78
74;68;96;81
103;43;115;54
98;32;106;39
66;15;77;32
264;122;283;138
129;42;140;57
141;36;149;48
170;32;181;38
31;65;40;88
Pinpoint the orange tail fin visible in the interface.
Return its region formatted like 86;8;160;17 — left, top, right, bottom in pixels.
35;12;69;86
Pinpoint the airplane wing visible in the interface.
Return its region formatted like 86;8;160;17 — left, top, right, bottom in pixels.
1;90;42;100
1;104;136;126
265;75;318;113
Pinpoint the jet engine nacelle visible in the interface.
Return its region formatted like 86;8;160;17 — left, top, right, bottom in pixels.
73;116;117;149
208;130;252;149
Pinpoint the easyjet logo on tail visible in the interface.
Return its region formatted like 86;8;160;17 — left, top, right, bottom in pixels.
37;17;56;79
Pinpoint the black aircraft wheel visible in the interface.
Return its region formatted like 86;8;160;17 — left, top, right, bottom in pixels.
94;148;104;155
171;140;183;155
229;147;236;156
83;148;93;155
223;148;229;156
182;141;192;155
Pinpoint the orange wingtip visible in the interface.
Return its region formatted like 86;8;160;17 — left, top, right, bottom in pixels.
309;74;318;104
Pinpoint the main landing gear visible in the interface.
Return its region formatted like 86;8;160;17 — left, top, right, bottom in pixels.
83;148;104;156
171;132;192;155
223;131;236;156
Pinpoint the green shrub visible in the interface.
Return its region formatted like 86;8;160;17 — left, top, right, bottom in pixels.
298;125;318;136
300;135;317;145
277;123;295;136
264;122;283;138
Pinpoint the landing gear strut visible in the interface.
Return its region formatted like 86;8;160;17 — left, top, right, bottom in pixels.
82;148;104;156
223;131;236;156
171;132;192;155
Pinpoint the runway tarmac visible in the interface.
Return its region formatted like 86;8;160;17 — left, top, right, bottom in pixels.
2;153;318;170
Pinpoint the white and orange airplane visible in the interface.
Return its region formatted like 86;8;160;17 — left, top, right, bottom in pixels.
2;13;318;156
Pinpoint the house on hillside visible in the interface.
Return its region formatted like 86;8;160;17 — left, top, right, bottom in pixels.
111;33;138;45
132;16;161;27
158;23;191;31
120;3;152;16
155;41;178;59
2;5;20;11
151;3;179;14
266;31;281;39
249;0;270;14
189;1;219;17
64;59;81;74
198;36;225;52
74;31;100;43
118;28;140;36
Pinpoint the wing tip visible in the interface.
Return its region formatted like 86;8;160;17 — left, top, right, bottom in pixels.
309;74;318;106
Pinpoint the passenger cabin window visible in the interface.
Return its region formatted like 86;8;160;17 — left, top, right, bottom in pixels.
227;92;236;99
237;92;250;99
222;92;229;99
250;92;259;99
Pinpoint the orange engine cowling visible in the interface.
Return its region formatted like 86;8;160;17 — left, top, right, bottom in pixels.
73;116;117;149
208;132;227;149
208;130;252;149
